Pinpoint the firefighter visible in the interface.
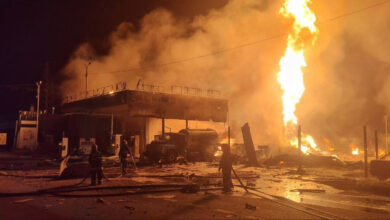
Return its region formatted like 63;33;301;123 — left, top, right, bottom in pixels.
119;139;130;176
89;143;103;186
219;144;233;192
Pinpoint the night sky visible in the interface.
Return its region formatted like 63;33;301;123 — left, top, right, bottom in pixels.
0;0;228;122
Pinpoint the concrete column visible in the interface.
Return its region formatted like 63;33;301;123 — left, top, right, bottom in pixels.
162;118;165;135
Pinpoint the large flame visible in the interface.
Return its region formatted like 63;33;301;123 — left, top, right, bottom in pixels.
277;0;319;154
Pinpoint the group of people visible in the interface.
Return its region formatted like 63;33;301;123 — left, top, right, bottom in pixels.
88;138;134;186
88;138;233;193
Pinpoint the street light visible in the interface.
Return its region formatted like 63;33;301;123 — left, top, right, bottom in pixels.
36;81;42;146
85;60;92;98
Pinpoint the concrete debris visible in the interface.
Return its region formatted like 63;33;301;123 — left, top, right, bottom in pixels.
245;203;256;211
13;198;33;203
370;160;390;180
96;198;106;203
145;194;176;199
265;154;344;168
59;161;90;179
246;181;256;187
214;209;236;215
125;205;135;211
241;123;259;166
265;179;282;183
290;189;326;193
204;191;215;195
181;184;200;193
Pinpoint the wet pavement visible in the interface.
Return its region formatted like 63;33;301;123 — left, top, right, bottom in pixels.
1;158;390;219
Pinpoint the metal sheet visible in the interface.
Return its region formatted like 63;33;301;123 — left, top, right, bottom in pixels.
241;123;258;166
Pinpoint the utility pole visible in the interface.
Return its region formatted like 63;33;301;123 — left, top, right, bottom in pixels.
363;126;368;178
85;61;92;98
375;130;378;160
36;81;42;146
385;115;388;154
298;125;302;172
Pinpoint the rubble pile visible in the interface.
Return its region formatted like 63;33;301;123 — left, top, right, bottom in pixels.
263;154;345;168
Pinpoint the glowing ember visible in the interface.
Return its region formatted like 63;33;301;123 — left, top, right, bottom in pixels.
352;147;359;155
214;146;222;157
378;149;386;158
220;137;235;145
289;134;317;155
214;137;236;157
277;0;319;154
351;144;359;155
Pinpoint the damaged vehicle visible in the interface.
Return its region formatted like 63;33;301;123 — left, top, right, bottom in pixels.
143;129;218;163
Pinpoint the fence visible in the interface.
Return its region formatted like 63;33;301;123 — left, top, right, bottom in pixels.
63;81;221;104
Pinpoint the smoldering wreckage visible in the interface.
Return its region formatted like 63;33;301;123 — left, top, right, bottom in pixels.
3;80;390;219
3;75;390;220
6;80;390;183
3;0;390;218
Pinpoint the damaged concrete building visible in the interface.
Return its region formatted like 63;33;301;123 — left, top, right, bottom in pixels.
60;83;228;158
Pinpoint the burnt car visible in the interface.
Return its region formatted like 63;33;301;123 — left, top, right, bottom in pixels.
144;129;218;163
370;159;390;180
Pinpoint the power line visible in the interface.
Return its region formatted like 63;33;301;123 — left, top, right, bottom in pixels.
319;0;390;23
90;0;390;76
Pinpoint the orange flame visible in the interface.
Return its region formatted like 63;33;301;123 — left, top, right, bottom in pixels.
277;0;319;154
350;144;360;155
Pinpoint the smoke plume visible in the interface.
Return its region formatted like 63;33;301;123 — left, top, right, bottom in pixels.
61;0;390;153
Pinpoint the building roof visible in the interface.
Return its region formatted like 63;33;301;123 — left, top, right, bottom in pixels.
62;90;228;122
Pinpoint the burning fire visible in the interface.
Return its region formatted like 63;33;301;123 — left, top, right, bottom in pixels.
352;147;359;155
379;149;386;158
214;137;236;157
220;137;235;145
289;135;317;155
277;0;319;154
350;144;362;155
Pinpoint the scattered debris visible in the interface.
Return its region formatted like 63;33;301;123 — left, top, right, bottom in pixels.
246;181;256;187
265;179;282;183
177;156;188;165
204;191;215;195
214;209;236;215
145;194;176;199
13;198;33;203
241;123;259;166
245;203;256;211
181;184;200;193
59;161;90;179
370;160;390;180
290;189;326;193
125;205;135;211
96;198;106;203
264;154;344;168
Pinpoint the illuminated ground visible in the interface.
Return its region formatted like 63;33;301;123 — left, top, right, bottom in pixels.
0;155;390;220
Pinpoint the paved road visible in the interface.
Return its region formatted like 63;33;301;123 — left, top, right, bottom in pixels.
1;160;390;219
